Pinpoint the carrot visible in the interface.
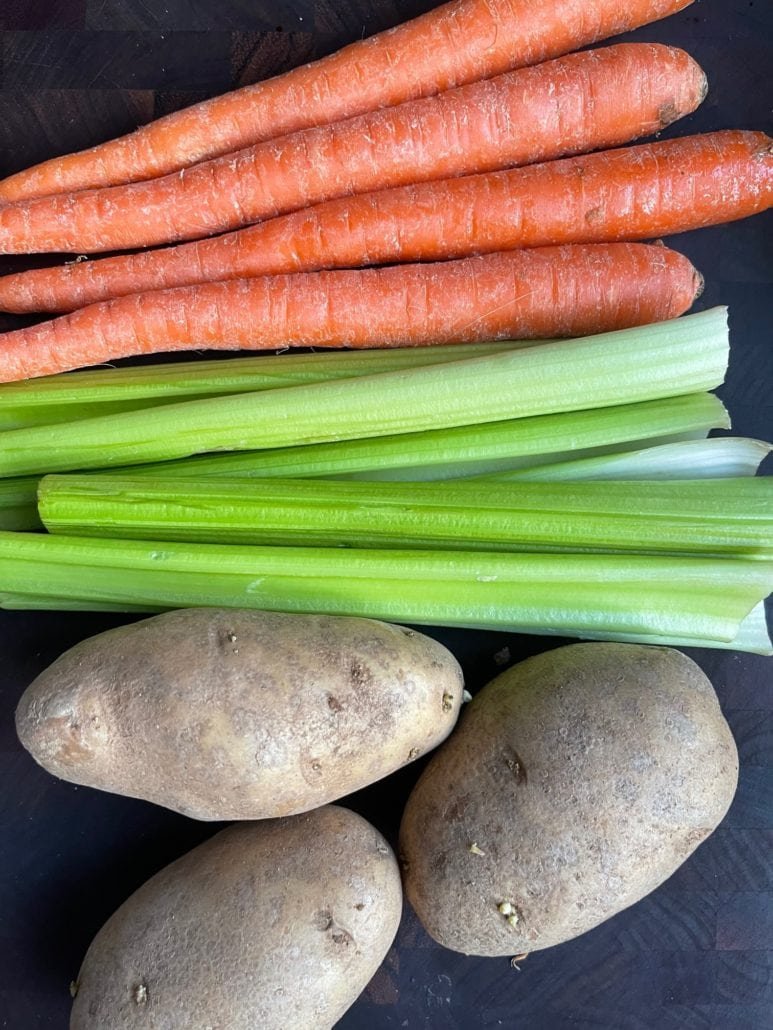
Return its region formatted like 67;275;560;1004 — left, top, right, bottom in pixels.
3;130;768;314
0;244;702;383
0;0;695;203
0;44;707;256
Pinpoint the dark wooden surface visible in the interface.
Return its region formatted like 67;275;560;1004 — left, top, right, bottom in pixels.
0;2;771;1028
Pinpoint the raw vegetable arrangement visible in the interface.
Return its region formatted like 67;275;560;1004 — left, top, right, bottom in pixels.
2;0;771;1026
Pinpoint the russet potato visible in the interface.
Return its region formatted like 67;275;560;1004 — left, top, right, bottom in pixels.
400;642;738;956
16;607;463;819
70;805;402;1029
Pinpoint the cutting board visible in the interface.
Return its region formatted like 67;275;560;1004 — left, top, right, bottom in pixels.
0;1;771;1026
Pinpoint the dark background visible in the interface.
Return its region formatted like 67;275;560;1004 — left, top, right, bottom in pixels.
0;1;771;1027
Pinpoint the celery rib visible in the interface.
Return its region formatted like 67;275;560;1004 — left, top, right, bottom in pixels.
0;342;520;431
481;437;772;482
0;531;768;652
0;393;728;531
561;602;772;655
101;393;726;484
1;589;766;654
37;476;773;561
0;308;729;477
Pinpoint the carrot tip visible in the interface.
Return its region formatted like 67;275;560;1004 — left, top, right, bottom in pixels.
694;270;706;300
697;70;709;105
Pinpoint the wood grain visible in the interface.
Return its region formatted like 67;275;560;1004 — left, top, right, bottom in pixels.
86;0;312;31
0;0;86;30
1;31;239;90
0;88;154;175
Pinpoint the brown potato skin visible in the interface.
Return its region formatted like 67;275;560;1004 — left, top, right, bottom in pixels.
15;608;463;819
400;642;738;956
70;805;402;1030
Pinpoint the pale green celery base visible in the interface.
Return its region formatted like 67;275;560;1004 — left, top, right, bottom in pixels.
718;602;772;654
483;438;773;483
570;602;771;655
0;308;729;477
0;531;768;650
330;430;713;482
0;342;522;430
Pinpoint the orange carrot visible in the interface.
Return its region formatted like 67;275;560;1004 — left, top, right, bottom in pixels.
0;0;695;203
3;130;768;314
0;44;707;256
0;244;702;383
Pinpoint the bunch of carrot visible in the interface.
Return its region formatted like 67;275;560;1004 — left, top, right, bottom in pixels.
0;0;768;380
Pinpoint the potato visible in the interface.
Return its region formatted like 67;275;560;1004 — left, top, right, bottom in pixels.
16;608;463;819
70;805;402;1029
400;642;738;956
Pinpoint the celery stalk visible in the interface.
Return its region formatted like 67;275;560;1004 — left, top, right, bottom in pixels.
0;342;520;431
558;602;772;655
92;393;728;484
0;308;729;478
0;393;727;531
0;531;768;651
38;476;773;561
481;437;773;482
717;603;772;654
2;592;766;653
